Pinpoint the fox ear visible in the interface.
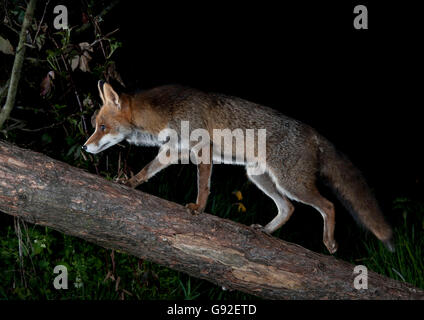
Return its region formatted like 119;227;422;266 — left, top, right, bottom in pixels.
91;109;99;128
103;82;120;109
98;80;105;104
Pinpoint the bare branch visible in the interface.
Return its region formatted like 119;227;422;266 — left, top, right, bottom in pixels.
0;0;38;130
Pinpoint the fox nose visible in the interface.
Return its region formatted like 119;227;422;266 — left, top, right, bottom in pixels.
82;145;87;151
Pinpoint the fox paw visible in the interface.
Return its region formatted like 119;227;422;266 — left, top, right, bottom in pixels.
124;177;147;189
115;177;130;186
250;224;266;232
124;179;137;188
324;240;338;254
185;203;202;215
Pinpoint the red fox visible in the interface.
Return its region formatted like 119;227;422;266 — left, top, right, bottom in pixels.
83;81;394;254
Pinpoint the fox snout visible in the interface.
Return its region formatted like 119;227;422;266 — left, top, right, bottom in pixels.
83;131;125;154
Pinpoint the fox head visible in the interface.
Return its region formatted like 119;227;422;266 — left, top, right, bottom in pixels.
82;81;131;154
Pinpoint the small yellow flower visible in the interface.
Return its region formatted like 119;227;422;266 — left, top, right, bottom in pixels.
233;190;243;201
237;202;247;213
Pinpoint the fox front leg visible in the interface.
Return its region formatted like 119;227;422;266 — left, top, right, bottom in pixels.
186;163;212;215
125;147;177;188
125;165;151;188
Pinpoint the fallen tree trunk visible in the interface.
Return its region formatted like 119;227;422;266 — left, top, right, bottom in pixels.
0;140;422;299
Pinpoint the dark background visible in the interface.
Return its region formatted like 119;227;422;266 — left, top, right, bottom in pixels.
108;1;423;204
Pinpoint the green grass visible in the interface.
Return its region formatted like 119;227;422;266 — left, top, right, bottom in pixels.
359;198;424;288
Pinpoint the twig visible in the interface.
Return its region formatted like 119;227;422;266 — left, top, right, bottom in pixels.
18;121;66;132
49;34;88;134
2;0;20;34
74;0;119;35
0;0;38;130
90;13;107;59
32;0;49;45
3;22;20;35
0;78;11;104
89;28;120;48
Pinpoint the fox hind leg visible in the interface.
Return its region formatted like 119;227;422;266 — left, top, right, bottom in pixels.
268;169;338;254
301;193;338;254
246;168;294;233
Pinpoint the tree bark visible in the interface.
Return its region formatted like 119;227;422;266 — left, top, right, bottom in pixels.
0;0;37;130
0;140;422;300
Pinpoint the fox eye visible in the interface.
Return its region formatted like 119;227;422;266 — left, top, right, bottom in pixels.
100;124;106;131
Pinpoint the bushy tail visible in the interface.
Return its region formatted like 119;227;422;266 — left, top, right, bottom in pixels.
318;139;395;252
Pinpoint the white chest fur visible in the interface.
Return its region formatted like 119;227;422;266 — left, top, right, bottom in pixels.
126;130;160;147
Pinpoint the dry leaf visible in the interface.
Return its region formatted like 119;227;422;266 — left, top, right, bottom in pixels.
79;54;90;72
79;42;93;52
82;12;89;25
40;71;55;96
90;109;99;127
35;33;46;51
82;50;92;60
83;96;94;108
71;55;80;71
0;35;14;55
41;23;48;33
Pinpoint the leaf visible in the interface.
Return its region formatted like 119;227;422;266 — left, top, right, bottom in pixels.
0;36;14;55
107;40;122;59
71;42;93;72
35;33;46;51
40;71;55;96
66;144;78;157
65;136;75;146
79;42;93;52
79;54;90;72
82;50;92;61
71;55;80;71
81;12;89;24
90;109;98;128
41;133;52;144
83;96;93;108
